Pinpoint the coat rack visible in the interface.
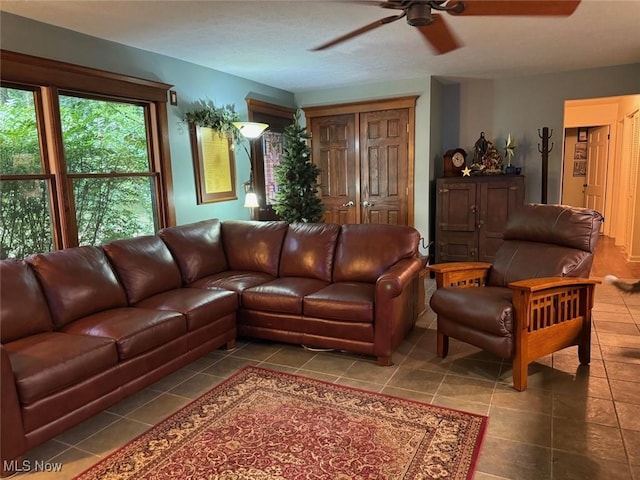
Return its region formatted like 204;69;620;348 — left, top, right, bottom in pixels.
538;127;554;204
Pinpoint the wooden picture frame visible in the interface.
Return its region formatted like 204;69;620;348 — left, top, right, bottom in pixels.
189;124;237;204
573;159;587;177
577;127;588;142
574;142;587;160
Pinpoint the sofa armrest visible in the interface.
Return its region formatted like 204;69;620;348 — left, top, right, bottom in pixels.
1;344;27;471
508;276;600;292
376;257;423;299
374;257;423;365
428;262;492;289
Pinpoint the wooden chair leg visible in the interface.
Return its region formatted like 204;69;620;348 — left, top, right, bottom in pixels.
578;320;592;365
512;355;528;391
578;342;591;365
437;332;449;358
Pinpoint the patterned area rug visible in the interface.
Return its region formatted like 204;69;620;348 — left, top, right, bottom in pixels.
74;366;487;480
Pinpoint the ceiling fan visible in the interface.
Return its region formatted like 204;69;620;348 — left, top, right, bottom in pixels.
312;0;581;55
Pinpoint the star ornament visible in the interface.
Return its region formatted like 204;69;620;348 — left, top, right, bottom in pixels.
462;166;471;177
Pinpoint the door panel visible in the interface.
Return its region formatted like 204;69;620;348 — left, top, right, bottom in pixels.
477;178;524;262
438;182;477;232
360;109;409;225
311;114;357;224
438;232;478;262
585;126;609;224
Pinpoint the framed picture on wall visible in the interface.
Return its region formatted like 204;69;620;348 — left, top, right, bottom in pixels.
573;160;587;177
574;142;587;160
577;127;588;142
188;124;237;204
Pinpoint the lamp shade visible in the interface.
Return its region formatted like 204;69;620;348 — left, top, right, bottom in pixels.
233;122;269;139
244;191;259;208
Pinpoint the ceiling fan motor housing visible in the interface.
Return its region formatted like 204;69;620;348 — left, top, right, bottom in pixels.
406;4;434;26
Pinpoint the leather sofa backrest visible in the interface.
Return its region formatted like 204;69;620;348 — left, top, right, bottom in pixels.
26;246;127;328
333;224;420;283
0;259;54;343
279;223;341;281
488;203;604;287
502;203;602;253
158;219;227;284
221;220;288;276
102;235;183;304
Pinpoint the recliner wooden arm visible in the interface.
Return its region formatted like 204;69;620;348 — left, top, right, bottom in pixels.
507;276;600;391
428;262;492;289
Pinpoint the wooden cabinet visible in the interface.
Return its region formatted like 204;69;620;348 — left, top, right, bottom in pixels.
435;175;525;263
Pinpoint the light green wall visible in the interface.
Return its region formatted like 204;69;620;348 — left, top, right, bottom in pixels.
0;12;296;225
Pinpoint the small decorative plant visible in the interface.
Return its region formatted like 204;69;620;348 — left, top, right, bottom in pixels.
183;100;240;142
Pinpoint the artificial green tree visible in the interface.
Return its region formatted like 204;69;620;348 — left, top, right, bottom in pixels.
273;111;324;223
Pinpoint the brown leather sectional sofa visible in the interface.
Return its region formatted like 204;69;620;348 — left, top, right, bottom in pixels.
0;219;422;472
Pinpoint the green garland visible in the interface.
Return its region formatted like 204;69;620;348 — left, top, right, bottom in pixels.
183;100;240;142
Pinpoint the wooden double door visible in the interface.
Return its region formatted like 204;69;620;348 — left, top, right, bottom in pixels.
305;96;417;226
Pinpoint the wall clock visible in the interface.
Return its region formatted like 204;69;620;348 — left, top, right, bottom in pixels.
443;148;467;177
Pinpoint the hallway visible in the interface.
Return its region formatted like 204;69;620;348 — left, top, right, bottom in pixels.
592;235;640;279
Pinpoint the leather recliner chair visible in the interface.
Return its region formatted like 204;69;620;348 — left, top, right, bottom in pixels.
428;203;604;391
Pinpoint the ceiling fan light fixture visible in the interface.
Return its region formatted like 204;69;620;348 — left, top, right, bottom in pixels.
406;4;433;26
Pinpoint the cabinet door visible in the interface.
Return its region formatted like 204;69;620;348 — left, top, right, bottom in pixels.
438;232;478;262
360;109;409;225
437;181;477;231
311;114;358;224
477;177;524;262
435;180;478;262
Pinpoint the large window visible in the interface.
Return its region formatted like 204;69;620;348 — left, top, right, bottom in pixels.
0;51;174;258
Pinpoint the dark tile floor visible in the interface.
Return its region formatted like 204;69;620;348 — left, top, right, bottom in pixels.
10;254;640;479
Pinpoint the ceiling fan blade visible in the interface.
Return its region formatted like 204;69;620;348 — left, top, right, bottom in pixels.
454;0;581;16
311;14;404;51
416;13;461;55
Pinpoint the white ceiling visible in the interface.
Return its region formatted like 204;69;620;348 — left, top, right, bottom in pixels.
2;0;640;93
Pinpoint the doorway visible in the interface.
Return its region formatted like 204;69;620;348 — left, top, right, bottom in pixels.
561;125;609;233
561;94;640;262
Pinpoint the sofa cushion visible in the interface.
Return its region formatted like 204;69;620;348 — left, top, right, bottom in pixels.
303;282;375;323
242;278;329;314
333;224;419;283
487;242;594;287
4;332;118;405
503;203;602;253
136;288;238;331
190;271;274;295
27;246;128;329
279;223;340;282
158;219;228;284
102;235;183;304
0;260;53;344
430;286;513;337
487;204;604;287
62;308;186;360
221;220;288;276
